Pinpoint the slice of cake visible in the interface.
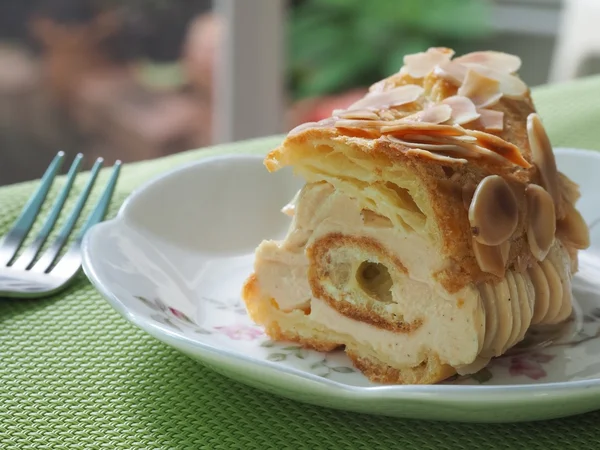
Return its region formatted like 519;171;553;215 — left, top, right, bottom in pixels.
242;48;590;384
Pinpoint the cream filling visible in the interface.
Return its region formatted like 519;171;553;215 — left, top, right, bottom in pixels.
253;182;574;376
253;241;311;312
255;182;448;310
255;182;482;368
309;295;480;368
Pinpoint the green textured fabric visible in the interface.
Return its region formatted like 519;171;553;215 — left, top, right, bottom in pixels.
2;77;600;450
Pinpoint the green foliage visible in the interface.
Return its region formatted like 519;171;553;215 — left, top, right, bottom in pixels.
288;0;490;99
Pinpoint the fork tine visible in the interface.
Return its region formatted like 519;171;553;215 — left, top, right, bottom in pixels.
11;154;84;270
0;151;65;266
49;160;122;278
32;158;104;273
74;160;122;242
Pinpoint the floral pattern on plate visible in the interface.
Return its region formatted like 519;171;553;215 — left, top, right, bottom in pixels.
131;288;600;385
82;148;600;422
132;294;359;378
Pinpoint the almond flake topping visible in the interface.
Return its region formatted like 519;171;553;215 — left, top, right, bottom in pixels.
433;60;468;85
526;184;556;261
387;135;469;153
334;119;390;129
402;104;452;124
557;201;590;250
289;49;532;169
472;239;510;278
387;134;508;165
383;124;524;166
403;133;476;143
288;117;336;136
467;130;530;168
469;64;528;99
527;113;561;215
469;175;518;246
402;47;455;79
348;84;424;110
442;95;480;125
333;109;380;120
478;109;504;131
435;60;527;100
453;51;522;73
405;148;467;164
380;122;463;136
457;69;502;108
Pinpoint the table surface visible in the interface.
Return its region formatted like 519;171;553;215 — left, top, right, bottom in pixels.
3;77;600;449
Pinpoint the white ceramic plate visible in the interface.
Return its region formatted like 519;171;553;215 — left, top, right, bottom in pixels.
82;147;600;423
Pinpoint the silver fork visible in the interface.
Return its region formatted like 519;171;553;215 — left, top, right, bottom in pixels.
0;151;121;298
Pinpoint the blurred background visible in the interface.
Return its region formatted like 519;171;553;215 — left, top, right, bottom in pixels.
0;0;596;185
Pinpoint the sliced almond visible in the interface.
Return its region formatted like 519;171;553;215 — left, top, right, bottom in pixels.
334;119;388;129
453;135;478;142
556;201;590;249
288;117;336;136
555;271;574;323
404;133;478;144
539;259;563;324
433;60;468;85
558;172;581;204
400;134;491;160
467;64;528;99
458;69;502;108
454;51;522;73
478;109;504;132
406;148;467;164
381;122;464;136
333;109;380;120
492;276;513;356
387;135;468;153
348;84;424;110
473;239;509;277
402;47;455;78
469;143;516;165
368;77;394;94
479;283;499;354
394;133;514;165
527;113;561;215
442;95;480;124
377;109;400;121
526;184;556;261
409;134;492;158
504;271;523;350
468;130;531;168
402;104;452;124
469;175;518;246
529;263;550;325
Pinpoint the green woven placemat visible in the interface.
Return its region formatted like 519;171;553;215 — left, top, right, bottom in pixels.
2;77;600;450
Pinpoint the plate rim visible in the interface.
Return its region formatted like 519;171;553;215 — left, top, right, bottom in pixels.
116;153;267;221
82;146;600;404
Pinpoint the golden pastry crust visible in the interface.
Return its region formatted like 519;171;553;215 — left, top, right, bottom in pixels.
264;66;575;293
346;349;455;385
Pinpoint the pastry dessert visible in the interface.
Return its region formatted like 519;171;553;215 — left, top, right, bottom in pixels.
242;48;590;384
